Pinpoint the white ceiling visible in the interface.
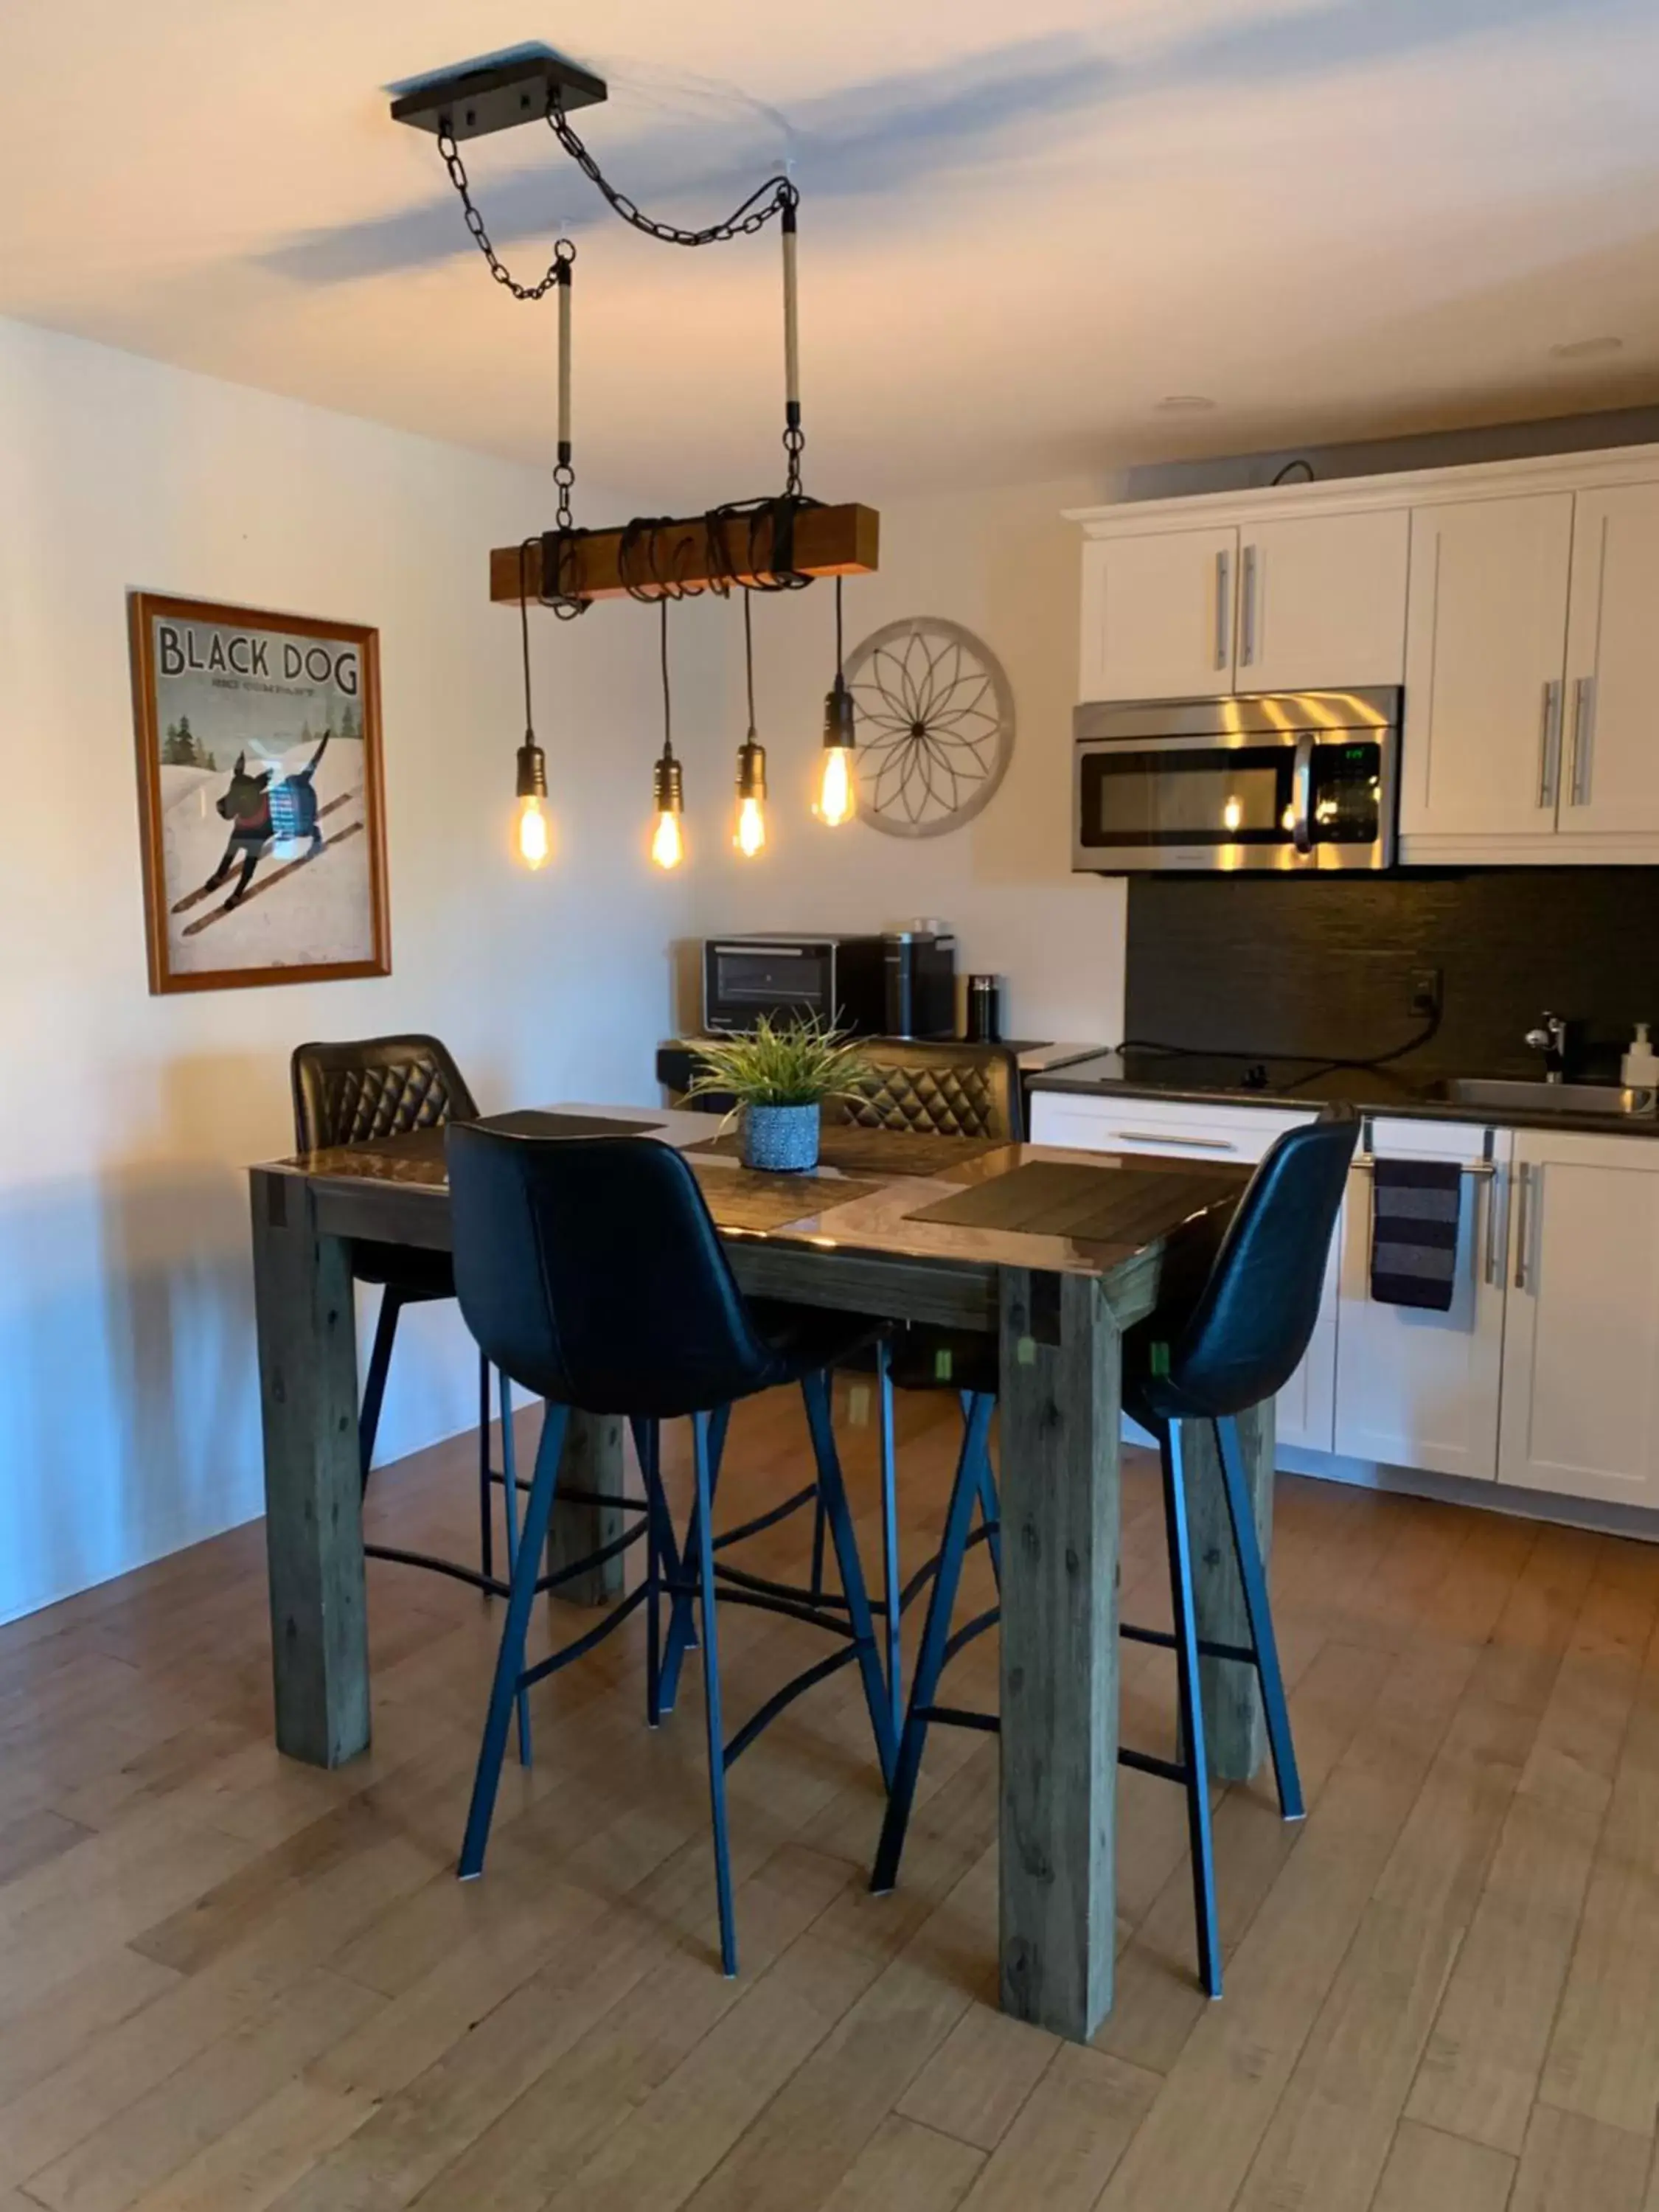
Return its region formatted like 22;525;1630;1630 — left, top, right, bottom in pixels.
4;0;1659;503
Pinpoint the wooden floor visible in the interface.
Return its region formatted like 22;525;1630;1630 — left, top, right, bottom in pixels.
4;1390;1659;2212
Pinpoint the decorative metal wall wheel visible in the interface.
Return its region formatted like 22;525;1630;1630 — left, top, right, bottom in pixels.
844;617;1015;837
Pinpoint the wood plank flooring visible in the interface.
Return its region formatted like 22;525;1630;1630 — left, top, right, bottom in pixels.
4;1386;1659;2211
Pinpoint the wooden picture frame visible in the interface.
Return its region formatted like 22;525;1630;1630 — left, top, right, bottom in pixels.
129;591;391;994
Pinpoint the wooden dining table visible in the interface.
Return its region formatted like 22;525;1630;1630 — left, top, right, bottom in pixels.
248;1102;1273;2043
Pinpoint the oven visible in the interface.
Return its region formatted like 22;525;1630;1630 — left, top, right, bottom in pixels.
700;934;887;1035
1072;688;1401;874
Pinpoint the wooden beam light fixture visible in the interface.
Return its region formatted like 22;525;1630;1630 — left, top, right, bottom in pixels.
392;42;879;865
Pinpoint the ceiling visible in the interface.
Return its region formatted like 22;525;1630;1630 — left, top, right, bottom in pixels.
5;0;1659;503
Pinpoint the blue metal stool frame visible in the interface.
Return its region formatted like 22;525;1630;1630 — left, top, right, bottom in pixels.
459;1374;897;1977
869;1405;1301;2000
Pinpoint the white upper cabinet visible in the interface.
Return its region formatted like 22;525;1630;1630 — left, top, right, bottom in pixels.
1079;526;1239;702
1562;483;1659;838
1078;510;1410;703
1499;1130;1659;1510
1399;493;1576;844
1237;510;1409;693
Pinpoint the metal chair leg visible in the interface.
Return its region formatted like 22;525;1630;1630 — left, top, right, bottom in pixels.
876;1342;902;1745
1164;1420;1222;2000
478;1354;495;1585
659;1402;731;1716
359;1288;403;1491
690;1411;738;1976
959;1389;1001;1591
871;1392;994;1893
1214;1416;1304;1821
497;1372;532;1767
801;1370;899;1786
458;1402;569;1880
633;1416;669;1729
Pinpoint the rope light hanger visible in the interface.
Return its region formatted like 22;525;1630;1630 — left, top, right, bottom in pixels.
391;43;880;869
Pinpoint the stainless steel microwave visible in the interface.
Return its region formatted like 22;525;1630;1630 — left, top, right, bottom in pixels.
1072;687;1402;874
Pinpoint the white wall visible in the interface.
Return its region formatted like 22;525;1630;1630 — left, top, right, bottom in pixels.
682;475;1127;1048
0;316;697;1624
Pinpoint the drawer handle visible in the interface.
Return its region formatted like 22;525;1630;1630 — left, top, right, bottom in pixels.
1115;1130;1239;1152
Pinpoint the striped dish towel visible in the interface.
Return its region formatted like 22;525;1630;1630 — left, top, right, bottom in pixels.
1370;1158;1461;1311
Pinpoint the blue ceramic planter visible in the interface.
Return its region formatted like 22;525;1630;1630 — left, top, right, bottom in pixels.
742;1102;821;1172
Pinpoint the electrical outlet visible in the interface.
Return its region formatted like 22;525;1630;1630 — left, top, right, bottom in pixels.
1408;967;1443;1022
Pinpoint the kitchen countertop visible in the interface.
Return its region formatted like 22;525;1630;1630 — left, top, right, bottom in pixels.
1029;1050;1659;1138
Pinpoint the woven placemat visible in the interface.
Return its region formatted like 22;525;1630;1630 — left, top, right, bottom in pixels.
906;1158;1234;1244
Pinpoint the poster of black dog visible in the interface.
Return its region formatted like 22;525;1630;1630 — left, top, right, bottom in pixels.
129;592;390;994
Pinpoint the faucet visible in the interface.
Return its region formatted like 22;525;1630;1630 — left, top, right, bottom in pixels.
1525;1013;1568;1083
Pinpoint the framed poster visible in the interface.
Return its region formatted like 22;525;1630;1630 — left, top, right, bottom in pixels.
129;592;391;994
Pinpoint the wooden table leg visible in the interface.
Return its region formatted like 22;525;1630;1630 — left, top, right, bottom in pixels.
546;1411;627;1606
251;1168;370;1769
997;1267;1120;2042
1183;1399;1274;1784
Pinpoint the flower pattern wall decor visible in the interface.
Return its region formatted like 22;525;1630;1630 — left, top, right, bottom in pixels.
844;616;1014;837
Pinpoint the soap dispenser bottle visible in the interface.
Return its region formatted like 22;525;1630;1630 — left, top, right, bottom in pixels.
1622;1023;1659;1089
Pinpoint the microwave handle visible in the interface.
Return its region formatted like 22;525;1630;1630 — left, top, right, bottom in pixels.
1291;734;1315;855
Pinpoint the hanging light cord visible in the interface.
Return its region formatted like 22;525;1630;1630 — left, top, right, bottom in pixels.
835;574;844;674
659;599;673;761
743;590;757;740
518;540;537;732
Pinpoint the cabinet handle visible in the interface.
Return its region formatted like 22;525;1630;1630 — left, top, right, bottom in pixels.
1537;681;1563;809
1484;1165;1506;1287
1114;1130;1238;1152
1214;549;1231;672
1568;675;1596;805
1240;545;1258;667
1513;1162;1533;1290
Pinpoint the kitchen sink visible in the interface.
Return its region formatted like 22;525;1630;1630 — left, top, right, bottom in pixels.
1433;1077;1658;1118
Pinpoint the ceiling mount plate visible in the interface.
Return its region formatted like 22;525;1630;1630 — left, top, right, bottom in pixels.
390;49;608;142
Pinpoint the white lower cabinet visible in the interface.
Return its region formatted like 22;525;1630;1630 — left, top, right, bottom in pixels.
1498;1130;1659;1509
1027;1091;1335;1449
1333;1120;1512;1482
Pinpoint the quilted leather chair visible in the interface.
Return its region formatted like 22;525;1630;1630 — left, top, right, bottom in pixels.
291;1034;503;1589
830;1040;1021;1144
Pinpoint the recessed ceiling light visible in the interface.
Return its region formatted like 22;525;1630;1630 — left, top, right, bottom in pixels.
1155;394;1217;413
1549;335;1624;361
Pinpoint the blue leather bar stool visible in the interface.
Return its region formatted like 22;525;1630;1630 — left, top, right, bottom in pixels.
447;1127;898;1976
870;1107;1359;1997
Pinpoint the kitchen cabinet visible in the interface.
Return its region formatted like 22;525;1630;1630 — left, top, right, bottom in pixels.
1498;1130;1659;1509
1562;482;1659;838
1333;1119;1512;1483
1027;1091;1337;1450
1237;510;1409;693
1399;493;1576;845
1079;527;1239;702
1077;511;1408;704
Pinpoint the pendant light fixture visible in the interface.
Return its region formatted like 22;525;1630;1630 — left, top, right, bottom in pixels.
650;599;685;870
394;46;884;866
814;576;857;827
513;540;551;867
733;591;768;858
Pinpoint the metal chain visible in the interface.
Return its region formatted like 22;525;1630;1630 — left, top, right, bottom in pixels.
437;97;807;524
437;130;577;299
546;105;797;248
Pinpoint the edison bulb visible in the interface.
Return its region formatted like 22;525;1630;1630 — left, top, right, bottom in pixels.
815;745;855;827
651;809;684;870
516;794;550;869
1222;795;1242;834
734;795;766;858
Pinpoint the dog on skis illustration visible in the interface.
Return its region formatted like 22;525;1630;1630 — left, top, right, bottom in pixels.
201;729;330;909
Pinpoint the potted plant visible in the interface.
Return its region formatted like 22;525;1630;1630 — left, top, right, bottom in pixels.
686;1015;871;1172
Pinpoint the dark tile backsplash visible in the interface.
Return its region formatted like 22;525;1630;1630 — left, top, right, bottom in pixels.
1126;873;1659;1082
